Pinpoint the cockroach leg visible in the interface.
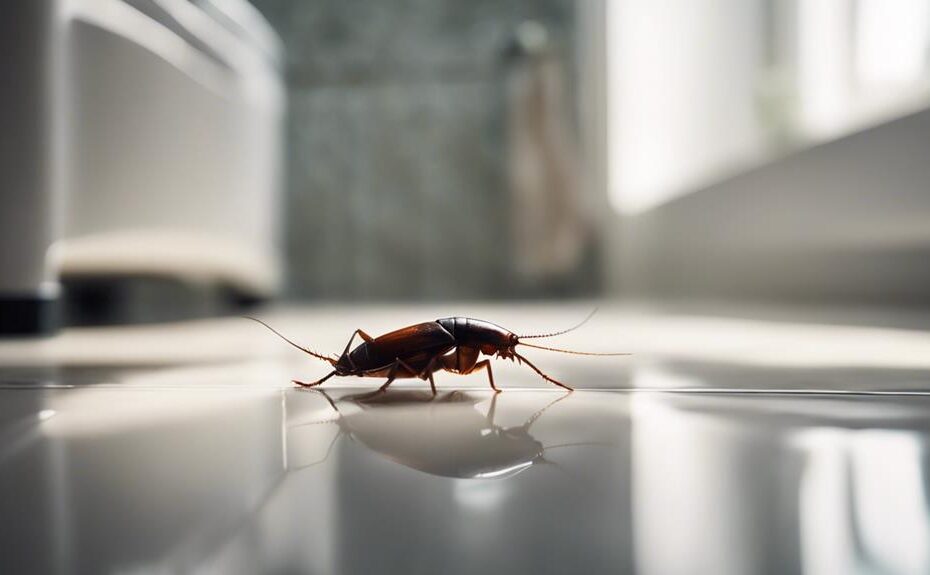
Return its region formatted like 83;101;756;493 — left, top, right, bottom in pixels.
341;329;375;370
377;369;397;392
396;357;419;378
468;359;500;393
513;352;574;391
377;357;419;392
419;354;444;395
293;370;337;388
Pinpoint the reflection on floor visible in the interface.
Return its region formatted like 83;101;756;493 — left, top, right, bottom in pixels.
1;383;928;574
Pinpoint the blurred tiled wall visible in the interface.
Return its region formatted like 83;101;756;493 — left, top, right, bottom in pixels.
251;0;579;300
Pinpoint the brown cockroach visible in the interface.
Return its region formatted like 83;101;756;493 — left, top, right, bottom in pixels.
248;310;628;393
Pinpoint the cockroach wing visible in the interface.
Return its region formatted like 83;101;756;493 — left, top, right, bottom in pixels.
349;321;456;372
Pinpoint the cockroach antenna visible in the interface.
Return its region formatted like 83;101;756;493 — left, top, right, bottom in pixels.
245;317;337;365
518;342;631;356
519;307;599;340
517;308;630;356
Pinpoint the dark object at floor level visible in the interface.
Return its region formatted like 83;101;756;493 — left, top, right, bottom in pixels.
61;276;264;326
0;294;59;337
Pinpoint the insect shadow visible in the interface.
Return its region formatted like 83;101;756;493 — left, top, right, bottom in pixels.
285;389;612;480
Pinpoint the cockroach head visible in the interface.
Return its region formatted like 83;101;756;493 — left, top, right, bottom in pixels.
493;334;520;360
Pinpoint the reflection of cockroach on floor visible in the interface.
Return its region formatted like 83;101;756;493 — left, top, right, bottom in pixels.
287;390;616;479
249;310;629;392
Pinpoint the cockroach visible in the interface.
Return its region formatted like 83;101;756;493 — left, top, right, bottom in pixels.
248;310;628;393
